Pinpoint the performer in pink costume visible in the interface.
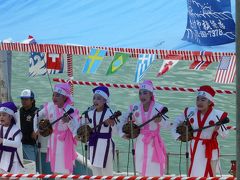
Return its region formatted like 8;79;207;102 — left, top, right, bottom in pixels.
120;80;170;176
34;83;80;174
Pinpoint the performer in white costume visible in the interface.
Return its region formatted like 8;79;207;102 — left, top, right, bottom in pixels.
79;86;118;176
0;102;24;174
34;83;80;174
172;85;229;177
120;80;170;176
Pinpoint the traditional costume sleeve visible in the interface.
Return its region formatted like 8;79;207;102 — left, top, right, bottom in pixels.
118;108;131;137
171;113;185;140
86;111;94;128
154;104;171;129
2;130;22;148
66;109;80;137
110;124;118;135
15;111;21;129
215;110;229;139
159;114;172;129
33;107;46;132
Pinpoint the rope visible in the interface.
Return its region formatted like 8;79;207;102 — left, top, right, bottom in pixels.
52;78;236;95
0;173;236;180
0;42;236;62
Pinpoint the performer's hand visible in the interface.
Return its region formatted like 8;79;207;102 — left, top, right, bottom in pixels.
35;130;40;137
104;119;115;126
62;116;71;123
75;135;81;141
31;132;38;140
0;138;3;144
154;116;162;123
214;125;220;132
122;134;130;140
177;135;183;141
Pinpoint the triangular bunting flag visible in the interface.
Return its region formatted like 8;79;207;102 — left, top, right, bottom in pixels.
134;54;155;83
106;52;130;75
22;35;36;44
157;60;179;77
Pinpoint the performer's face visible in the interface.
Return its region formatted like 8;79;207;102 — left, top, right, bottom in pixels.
93;94;106;111
196;96;211;112
139;89;153;105
0;112;12;127
52;92;67;108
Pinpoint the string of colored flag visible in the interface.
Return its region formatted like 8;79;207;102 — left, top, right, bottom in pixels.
1;41;236;84
52;78;236;95
27;47;236;84
0;42;235;61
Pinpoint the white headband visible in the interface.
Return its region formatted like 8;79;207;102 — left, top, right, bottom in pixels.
139;84;154;92
0;107;15;116
53;87;68;97
197;91;214;103
94;90;109;101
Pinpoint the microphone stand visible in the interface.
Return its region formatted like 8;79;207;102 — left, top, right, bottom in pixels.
79;109;89;175
84;113;89;175
80;106;94;175
129;113;136;175
185;122;189;175
183;112;193;175
36;110;42;174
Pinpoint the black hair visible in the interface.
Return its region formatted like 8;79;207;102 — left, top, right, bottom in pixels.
31;98;36;107
104;103;109;109
10;116;16;125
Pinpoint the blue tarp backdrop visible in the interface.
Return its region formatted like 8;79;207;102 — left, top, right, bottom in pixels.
0;0;236;52
182;0;235;46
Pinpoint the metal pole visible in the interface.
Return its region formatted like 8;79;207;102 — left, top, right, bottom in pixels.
84;117;88;174
236;0;240;178
166;153;170;175
185;124;189;175
130;119;136;175
0;50;12;102
36;139;42;173
36;111;42;174
116;149;120;173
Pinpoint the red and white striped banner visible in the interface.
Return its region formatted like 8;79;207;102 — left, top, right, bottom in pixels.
52;78;236;95
0;174;236;180
0;42;235;62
